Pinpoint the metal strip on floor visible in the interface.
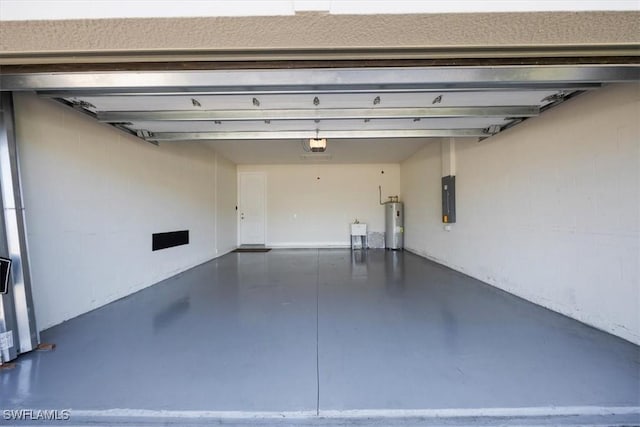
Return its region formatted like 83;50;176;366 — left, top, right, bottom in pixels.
7;406;633;426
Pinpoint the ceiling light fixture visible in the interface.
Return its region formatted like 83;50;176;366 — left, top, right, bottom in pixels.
309;129;327;152
309;138;327;152
309;129;327;153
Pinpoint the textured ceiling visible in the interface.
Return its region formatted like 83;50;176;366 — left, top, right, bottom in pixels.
202;138;431;164
1;12;638;56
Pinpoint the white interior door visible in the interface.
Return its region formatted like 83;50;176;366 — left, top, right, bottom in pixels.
239;172;266;245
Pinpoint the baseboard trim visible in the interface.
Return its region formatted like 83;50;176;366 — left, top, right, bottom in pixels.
267;242;351;249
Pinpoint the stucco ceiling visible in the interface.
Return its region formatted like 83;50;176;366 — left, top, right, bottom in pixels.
203;138;431;164
1;12;638;64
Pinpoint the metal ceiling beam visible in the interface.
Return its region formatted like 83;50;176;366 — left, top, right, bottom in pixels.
148;129;489;141
1;44;638;66
97;106;539;122
1;66;637;94
39;84;603;98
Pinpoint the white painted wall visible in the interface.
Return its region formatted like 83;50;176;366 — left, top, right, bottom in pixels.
238;164;400;247
14;93;236;331
401;83;640;344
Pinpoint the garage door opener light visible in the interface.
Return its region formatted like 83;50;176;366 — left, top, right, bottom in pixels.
309;138;327;152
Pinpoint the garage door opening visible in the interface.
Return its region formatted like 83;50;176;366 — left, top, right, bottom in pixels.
0;63;638;425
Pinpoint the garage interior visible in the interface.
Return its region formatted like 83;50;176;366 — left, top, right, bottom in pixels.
0;6;639;426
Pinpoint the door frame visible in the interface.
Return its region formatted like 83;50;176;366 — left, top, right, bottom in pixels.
237;171;267;246
0;93;39;364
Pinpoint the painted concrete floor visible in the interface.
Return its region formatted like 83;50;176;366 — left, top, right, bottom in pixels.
1;249;639;423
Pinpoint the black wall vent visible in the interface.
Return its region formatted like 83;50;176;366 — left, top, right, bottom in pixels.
152;230;189;251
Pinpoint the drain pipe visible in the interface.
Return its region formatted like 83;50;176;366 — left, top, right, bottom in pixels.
379;185;399;204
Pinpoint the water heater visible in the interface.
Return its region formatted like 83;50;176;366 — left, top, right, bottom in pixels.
385;202;404;250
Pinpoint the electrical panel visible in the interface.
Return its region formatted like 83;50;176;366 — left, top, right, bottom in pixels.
441;175;456;223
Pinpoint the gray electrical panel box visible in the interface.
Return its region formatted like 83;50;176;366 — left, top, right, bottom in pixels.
442;175;456;223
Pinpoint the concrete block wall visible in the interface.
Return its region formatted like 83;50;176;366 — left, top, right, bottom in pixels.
401;83;640;344
14;93;237;330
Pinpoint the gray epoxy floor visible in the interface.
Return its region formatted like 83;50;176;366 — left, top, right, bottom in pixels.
1;249;639;414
